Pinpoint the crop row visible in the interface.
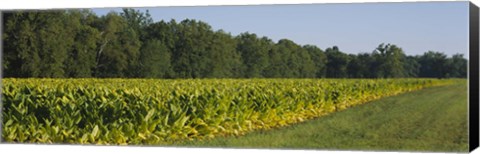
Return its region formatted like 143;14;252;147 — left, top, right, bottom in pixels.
1;78;453;145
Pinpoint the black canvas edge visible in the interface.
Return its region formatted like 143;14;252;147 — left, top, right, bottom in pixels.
469;1;479;152
0;10;4;143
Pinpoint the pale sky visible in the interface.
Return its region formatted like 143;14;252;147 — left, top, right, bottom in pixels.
93;1;470;58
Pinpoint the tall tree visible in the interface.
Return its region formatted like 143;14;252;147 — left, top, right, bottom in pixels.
3;11;74;78
265;39;311;78
94;12;141;77
417;51;448;78
3;12;42;77
347;54;363;78
263;42;284;78
171;19;214;78
303;45;327;78
206;30;243;78
403;55;420;78
236;33;271;78
357;53;376;78
372;43;406;78
120;8;153;42
38;11;76;77
278;39;300;78
445;54;467;78
144;20;178;52
280;39;314;78
138;39;171;78
64;10;101;77
143;20;178;77
325;46;350;78
2;9;469;79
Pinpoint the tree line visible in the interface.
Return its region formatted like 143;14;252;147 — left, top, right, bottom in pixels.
2;9;468;78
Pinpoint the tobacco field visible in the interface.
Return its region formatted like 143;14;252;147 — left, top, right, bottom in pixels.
1;78;454;145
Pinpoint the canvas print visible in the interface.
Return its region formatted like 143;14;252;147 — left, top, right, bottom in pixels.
0;1;473;153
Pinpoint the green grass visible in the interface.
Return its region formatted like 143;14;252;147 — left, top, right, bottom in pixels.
173;81;469;152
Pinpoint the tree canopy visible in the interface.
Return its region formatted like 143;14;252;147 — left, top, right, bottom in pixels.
2;10;468;79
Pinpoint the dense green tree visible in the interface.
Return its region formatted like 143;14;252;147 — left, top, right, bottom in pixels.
346;54;374;78
297;46;316;78
143;20;178;77
417;51;448;78
357;53;376;78
372;43;406;78
1;9;469;79
264;39;313;78
278;39;300;78
206;30;243;78
271;39;315;78
325;46;350;78
443;53;467;78
144;20;178;52
3;12;42;77
403;55;420;78
3;11;75;78
449;54;467;78
137;39;171;78
94;12;141;77
64;10;101;77
263;40;284;78
37;11;76;77
303;45;327;78
236;33;271;78
172;19;214;78
120;8;153;41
